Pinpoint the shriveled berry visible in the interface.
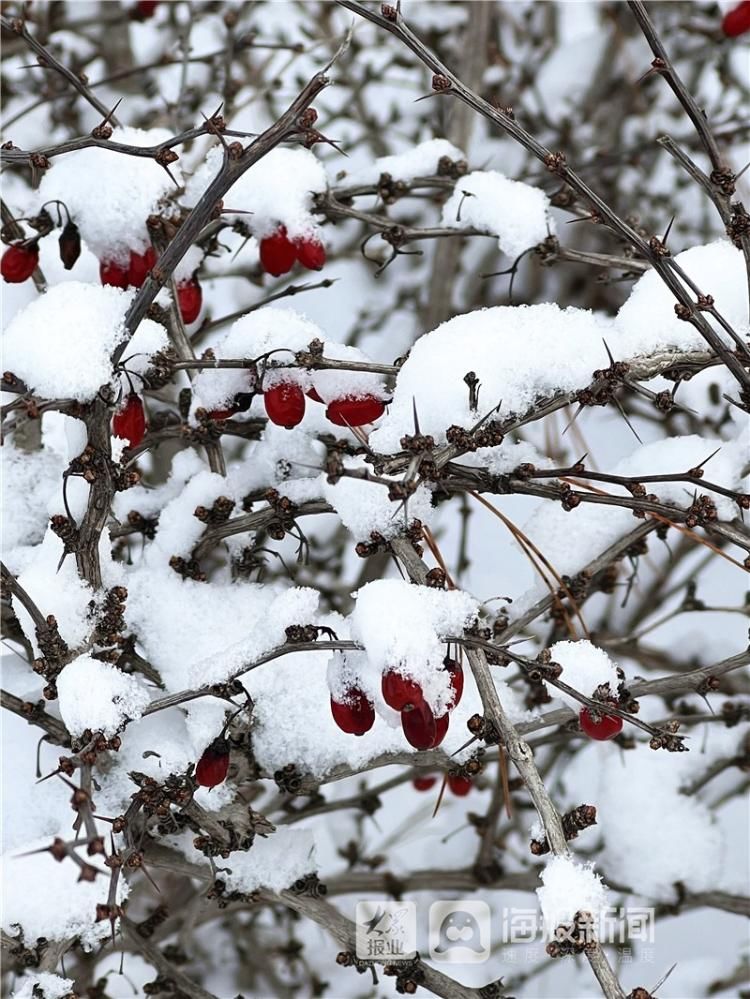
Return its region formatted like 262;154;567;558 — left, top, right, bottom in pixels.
722;1;750;36
413;775;437;792
259;226;296;277
326;396;385;427
382;670;424;711
177;279;202;324
128;247;157;287
58;222;81;270
264;382;305;429
579;707;623;741
401;700;449;750
136;0;159;15
113;394;147;447
444;658;464;709
100;258;130;288
447;775;472;797
330;688;375;736
294;235;326;271
195;737;230;788
1;242;39;283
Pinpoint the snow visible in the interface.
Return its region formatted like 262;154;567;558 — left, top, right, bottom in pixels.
222;828;318;894
548;641;622;710
36;127;182;264
441;170;555;258
322;456;433;541
536;855;609;937
12;530;96;655
340;138;465;186
11;973;75;999
1;837;128;948
2;282;168;402
185;146;326;240
350;580;479;716
143;468;228;566
616;241;749;355
2;436;66;551
56;654;151;737
511;430;748;615
594;742;727;900
371;303;615;451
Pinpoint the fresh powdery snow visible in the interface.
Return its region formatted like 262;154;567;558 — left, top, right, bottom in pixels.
37;127;182;263
548;641;622;709
370;303;614;451
11;973;76;999
340;138;465;186
222;828;317;894
3;282;167;401
185;146;326;240
511;431;748;615
2;838;128;948
594;743;724;900
615;240;748;354
536;855;609;937
322;456;433;541
56;654;151;737
441;170;555;257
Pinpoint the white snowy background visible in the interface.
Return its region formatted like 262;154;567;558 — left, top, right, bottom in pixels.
1;2;748;998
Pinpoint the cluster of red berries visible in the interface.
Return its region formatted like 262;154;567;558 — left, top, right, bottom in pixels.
259;226;326;277
723;0;750;36
330;658;464;751
578;706;623;741
100;248;203;324
263;381;386;431
413;774;472;797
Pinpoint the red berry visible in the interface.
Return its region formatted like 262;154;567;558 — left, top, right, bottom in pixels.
325;396;385;427
128;247;157;288
100;258;130;289
177;279;202;324
722;1;750;36
294;235;326;271
444;658;464;709
412;775;438;792
447;775;472;797
307;387;324;404
330;687;375;736
264;382;305;429
579;706;623;741
259;226;296;277
112;394;147;447
58;222;81;271
207;406;237;421
136;0;159;15
195;737;230;788
382;670;424;711
401;700;449;750
1;242;39;283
